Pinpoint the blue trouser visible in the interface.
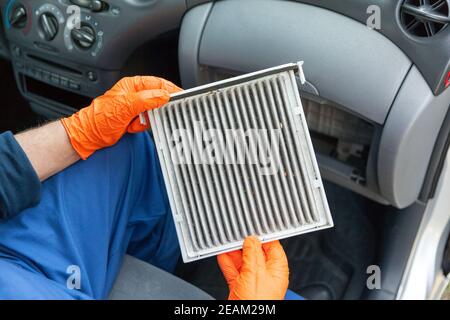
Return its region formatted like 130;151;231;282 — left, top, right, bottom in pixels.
0;132;179;299
0;132;303;300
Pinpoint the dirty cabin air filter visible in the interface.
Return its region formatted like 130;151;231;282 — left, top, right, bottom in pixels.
148;62;333;262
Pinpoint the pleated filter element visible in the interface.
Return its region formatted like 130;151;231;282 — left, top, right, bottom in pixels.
148;62;333;262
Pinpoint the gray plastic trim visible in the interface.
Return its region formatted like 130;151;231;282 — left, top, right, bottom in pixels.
109;255;214;300
178;2;212;89
292;0;450;96
397;149;450;299
185;0;450;95
378;66;450;208
362;202;425;300
420;105;450;201
185;0;412;124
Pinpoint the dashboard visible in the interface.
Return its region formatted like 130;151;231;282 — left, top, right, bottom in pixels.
0;0;449;115
0;0;449;209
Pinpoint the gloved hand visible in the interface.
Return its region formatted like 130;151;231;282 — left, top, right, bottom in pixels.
218;236;289;300
61;76;182;160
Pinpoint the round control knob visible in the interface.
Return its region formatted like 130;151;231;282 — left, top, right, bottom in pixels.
71;25;96;49
39;13;59;41
9;4;27;29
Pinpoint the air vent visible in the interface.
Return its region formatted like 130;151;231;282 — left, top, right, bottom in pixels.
148;63;333;262
400;0;450;37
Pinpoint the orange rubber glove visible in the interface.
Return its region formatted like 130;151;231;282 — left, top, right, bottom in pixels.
61;76;182;160
218;236;289;300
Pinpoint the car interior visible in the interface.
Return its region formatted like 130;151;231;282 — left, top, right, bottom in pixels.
0;0;449;300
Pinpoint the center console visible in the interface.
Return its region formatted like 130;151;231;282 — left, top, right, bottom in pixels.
0;0;186;117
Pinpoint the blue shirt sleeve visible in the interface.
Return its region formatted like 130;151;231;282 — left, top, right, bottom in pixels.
0;131;41;220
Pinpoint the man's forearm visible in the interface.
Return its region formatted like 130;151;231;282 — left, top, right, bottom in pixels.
15;121;80;181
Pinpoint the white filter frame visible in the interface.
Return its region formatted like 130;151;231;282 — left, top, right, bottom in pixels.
148;62;333;262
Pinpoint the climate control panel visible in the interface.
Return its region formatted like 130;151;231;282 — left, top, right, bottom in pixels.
0;0;186;117
2;0;111;61
1;0;186;70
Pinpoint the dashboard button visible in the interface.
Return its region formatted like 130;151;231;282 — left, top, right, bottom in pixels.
33;69;39;76
12;46;22;57
15;62;24;69
87;71;97;82
69;81;80;90
26;66;35;75
34;68;43;79
42;71;51;82
60;77;69;87
51;74;60;85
